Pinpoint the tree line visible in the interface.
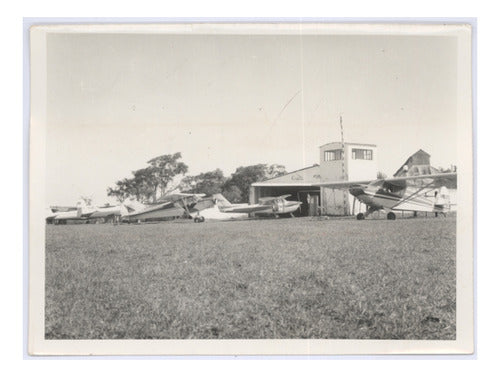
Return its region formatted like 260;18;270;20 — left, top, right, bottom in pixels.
107;152;286;204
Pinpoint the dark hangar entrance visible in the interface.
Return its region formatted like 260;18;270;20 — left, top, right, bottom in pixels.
249;165;323;217
250;185;321;217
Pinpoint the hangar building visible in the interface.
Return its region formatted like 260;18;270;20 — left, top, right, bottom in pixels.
250;142;378;216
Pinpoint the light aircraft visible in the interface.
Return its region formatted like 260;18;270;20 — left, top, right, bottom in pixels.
87;204;129;223
196;206;248;221
46;200;95;224
212;194;302;218
319;172;457;220
123;192;214;223
48;202;128;224
46;205;79;222
45;208;59;223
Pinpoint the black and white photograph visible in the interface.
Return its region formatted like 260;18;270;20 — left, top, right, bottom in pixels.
28;22;474;355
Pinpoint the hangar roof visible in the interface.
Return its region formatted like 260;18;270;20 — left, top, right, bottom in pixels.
252;165;321;187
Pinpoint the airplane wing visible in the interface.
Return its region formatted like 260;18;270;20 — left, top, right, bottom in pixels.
318;179;375;188
157;192;206;203
89;205;128;218
319;173;457;188
50;206;78;212
54;210;80;220
192;198;215;212
222;204;273;213
382;172;457;185
124;201;173;216
258;194;292;203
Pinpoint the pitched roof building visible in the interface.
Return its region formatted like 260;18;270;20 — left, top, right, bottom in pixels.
393;149;439;177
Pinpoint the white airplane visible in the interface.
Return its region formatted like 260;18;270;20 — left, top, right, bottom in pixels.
319;172;457;220
48;202;128;224
45;207;61;223
196;206;249;221
87;204;129;223
47;201;95;224
212;194;302;218
123;192;213;223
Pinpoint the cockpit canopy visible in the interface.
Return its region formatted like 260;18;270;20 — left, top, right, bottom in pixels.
381;180;407;195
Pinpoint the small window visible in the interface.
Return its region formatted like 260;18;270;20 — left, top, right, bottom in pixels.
324;149;343;161
352;148;373;160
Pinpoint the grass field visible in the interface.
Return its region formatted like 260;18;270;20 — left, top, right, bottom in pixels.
45;216;456;340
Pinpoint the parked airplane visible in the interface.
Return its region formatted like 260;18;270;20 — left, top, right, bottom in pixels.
212;194;302;218
319;172;457;220
48;202;128;224
87;204;129;223
196;206;249;221
123;192;214;223
45;208;59;223
48;201;95;224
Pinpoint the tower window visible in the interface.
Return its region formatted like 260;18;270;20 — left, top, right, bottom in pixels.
324;149;343;161
352;148;373;160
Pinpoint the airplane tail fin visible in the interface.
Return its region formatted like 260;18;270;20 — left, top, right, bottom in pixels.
119;204;130;216
212;194;232;209
76;201;95;217
123;199;147;213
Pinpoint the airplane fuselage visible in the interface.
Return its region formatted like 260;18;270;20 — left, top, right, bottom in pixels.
215;195;302;217
254;199;302;215
349;184;448;214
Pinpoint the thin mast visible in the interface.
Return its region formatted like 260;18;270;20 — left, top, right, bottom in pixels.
340;115;348;215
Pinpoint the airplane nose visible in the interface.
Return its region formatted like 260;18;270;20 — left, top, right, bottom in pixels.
349;185;365;197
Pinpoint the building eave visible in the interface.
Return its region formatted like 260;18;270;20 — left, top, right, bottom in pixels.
319;141;378;148
256;164;320;184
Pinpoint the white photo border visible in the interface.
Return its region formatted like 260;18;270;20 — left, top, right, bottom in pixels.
26;20;475;357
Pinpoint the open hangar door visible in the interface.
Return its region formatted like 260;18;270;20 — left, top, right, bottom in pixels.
250;185;321;217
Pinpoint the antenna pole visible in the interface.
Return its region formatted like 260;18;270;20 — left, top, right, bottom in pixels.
339;115;348;215
340;115;345;180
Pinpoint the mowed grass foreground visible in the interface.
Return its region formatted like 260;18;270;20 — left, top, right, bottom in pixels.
45;216;456;339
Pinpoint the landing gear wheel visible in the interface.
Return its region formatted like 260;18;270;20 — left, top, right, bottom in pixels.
356;213;365;220
387;212;396;220
194;216;205;223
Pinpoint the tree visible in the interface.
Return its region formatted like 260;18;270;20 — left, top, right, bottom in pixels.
147;152;188;200
107;152;189;203
80;196;93;206
224;164;287;203
222;185;242;203
107;179;131;203
180;169;226;196
224;164;267;203
266;164;287;179
107;175;150;203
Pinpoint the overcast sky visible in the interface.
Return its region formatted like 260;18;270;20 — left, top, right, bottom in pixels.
45;31;458;205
